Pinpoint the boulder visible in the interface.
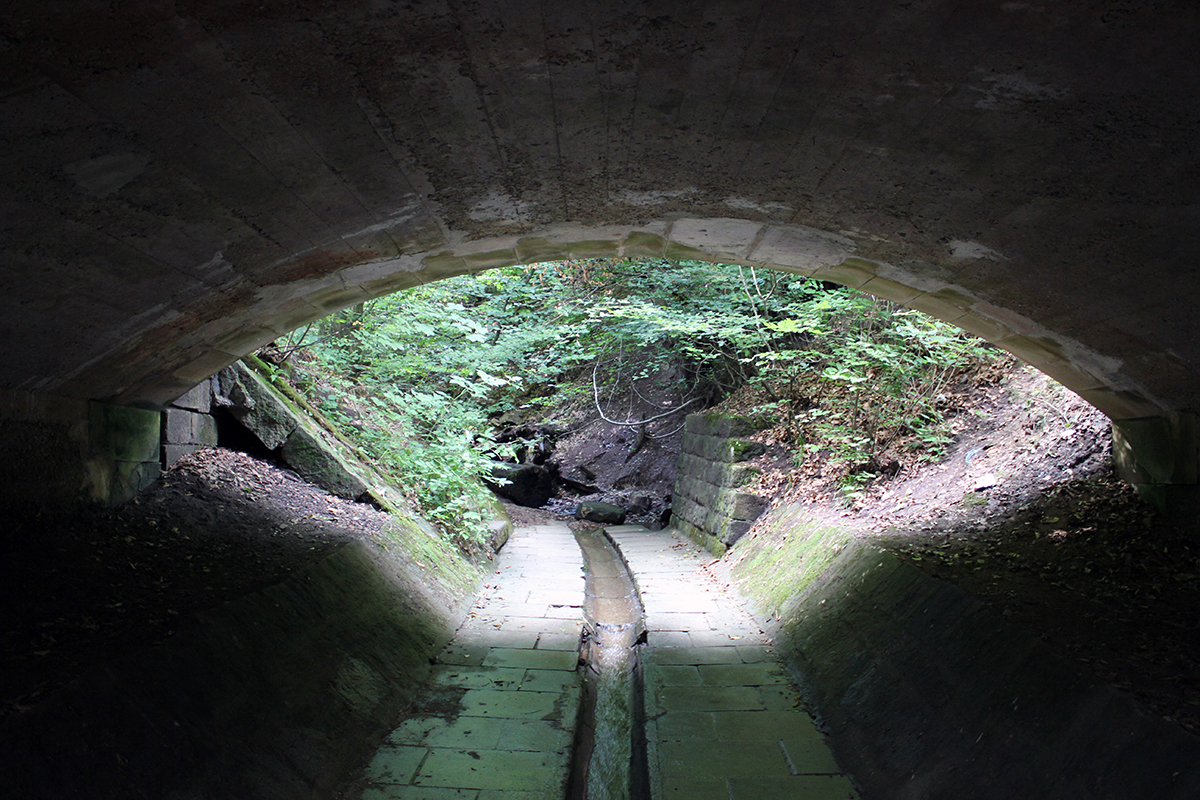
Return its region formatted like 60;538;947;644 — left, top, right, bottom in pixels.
218;363;297;450
495;423;560;465
626;494;654;515
575;501;627;525
558;471;602;496
488;462;555;507
280;425;369;500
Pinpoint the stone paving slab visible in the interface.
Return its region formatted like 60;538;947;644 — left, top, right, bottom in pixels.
453;629;542;649
429;666;526;690
532;632;581;651
351;524;584;800
727;775;860;799
361;786;477;799
644;645;744;665
494;616;583;636
604;526;861;800
480;647;579;671
457;687;576;720
415;748;568;792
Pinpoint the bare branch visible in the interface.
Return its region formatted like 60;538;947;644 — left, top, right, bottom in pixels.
591;362;700;426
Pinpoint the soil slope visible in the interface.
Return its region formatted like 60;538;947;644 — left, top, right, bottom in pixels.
0;450;410;722
731;365;1200;733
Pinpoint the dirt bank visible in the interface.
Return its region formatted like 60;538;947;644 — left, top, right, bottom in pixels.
730;365;1200;733
0;449;407;722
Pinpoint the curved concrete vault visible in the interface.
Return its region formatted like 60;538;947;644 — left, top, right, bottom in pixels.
1;1;1198;504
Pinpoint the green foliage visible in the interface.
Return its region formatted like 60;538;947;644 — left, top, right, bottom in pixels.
304;369;509;544
272;257;1001;535
750;283;998;491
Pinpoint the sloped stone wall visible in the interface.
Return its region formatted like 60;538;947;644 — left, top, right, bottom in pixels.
672;413;771;555
0;538;463;800
766;531;1200;800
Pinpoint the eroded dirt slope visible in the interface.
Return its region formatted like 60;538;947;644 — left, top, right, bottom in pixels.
730;366;1200;733
0;450;401;721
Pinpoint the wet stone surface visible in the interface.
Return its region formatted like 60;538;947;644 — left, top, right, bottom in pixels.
349;523;856;799
352;524;584;800
604;525;860;800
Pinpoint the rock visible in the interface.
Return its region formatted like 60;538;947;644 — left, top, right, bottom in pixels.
218;361;373;501
220;363;297;450
280;425;369;500
626;494;654;515
575;501;627;524
558;471;602;496
488;462;556;507
974;472;1000;491
495;423;560;465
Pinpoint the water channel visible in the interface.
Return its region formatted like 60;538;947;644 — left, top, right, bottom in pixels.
570;530;650;800
351;523;858;799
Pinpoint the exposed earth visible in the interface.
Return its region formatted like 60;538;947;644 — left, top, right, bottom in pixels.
0;451;396;722
728;365;1200;734
2;362;1197;745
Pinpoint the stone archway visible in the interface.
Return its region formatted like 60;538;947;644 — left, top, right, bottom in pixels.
99;217;1156;419
2;2;1198;509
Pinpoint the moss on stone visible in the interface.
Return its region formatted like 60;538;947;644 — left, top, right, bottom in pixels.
726;438;766;463
380;514;483;598
731;503;853;618
674;517;727;558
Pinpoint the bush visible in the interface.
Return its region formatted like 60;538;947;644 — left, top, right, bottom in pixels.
268;259;1001;535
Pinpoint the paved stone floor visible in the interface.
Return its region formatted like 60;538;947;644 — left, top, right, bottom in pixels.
605;525;859;800
353;523;857;799
354;523;584;800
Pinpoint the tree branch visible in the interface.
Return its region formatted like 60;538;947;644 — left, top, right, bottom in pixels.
591;361;700;426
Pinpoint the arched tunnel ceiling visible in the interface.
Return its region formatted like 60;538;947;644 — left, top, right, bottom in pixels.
1;1;1197;418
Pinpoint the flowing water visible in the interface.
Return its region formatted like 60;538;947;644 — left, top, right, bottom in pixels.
571;531;649;800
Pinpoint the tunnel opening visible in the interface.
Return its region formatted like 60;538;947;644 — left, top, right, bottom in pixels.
3;248;1199;799
241;253;1199;791
4;3;1200;794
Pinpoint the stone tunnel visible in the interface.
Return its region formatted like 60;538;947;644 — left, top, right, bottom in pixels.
1;1;1199;797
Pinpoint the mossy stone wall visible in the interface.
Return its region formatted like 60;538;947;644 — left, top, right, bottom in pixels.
672;413;771;555
0;390;161;510
738;505;1200;800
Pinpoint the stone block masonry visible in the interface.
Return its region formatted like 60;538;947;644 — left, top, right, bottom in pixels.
0;390;163;509
672;413;772;555
162;403;218;467
348;524;584;800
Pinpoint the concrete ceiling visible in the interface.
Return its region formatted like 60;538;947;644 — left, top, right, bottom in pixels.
1;1;1197;419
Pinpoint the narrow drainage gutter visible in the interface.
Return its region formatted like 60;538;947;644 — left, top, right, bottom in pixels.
567;529;650;800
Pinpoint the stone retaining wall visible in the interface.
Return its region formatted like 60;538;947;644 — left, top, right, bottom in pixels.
672;413;771;555
0;390;161;510
0;538;464;799
162;380;218;466
744;507;1200;800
